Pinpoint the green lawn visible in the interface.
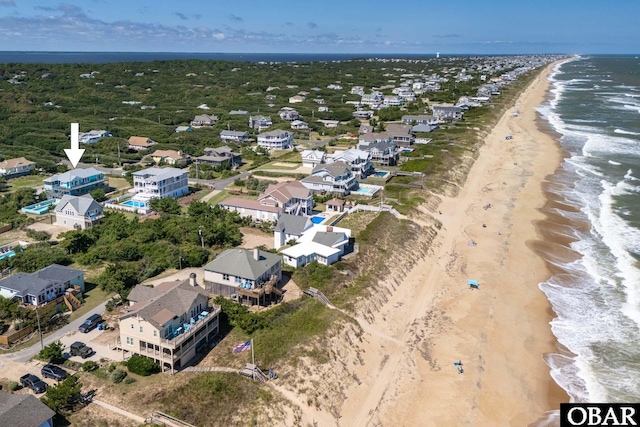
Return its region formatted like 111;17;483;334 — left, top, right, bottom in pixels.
206;190;230;206
6;175;46;193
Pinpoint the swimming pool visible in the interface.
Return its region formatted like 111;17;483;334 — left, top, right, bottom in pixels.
21;199;58;215
351;184;383;197
374;171;389;178
0;251;16;261
311;216;325;224
121;200;148;208
401;148;413;153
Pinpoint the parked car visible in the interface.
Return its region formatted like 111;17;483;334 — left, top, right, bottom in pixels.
41;364;68;381
78;314;103;333
69;341;93;359
19;374;47;394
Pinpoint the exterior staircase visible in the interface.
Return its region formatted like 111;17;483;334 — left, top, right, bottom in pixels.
63;292;82;311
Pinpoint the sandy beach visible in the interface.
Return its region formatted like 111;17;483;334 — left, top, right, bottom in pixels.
311;61;571;426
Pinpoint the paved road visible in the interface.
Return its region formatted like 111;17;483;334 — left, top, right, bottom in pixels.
3;302;108;363
189;171;250;190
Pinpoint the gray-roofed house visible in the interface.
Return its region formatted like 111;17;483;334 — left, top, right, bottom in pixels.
119;274;220;373
402;115;439;131
0;264;84;307
249;115;272;131
328;148;373;178
43;167;106;199
220;130;249;144
0;391;55;427
190;114;219;127
357;141;399;166
195;146;241;169
55;194;104;230
257;130;293;150
431;104;464;122
301;162;359;196
280;224;351;268
301;149;326;168
204;248;282;299
273;214;313;249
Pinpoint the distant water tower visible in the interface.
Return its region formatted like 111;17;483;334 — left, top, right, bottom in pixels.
436;52;440;58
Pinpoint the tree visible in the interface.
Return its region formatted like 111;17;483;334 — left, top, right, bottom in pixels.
125;355;161;376
37;340;64;364
42;375;82;413
149;197;181;215
89;188;107;202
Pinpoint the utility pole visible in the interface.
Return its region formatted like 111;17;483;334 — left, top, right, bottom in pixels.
35;307;44;351
199;226;204;249
117;143;121;167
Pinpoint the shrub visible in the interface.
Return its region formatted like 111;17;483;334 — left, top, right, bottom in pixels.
8;381;18;391
37;341;64;364
125;355;161;376
107;363;116;373
123;377;136;385
111;369;127;384
82;361;98;372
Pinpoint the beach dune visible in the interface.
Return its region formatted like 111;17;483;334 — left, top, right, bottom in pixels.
329;62;569;426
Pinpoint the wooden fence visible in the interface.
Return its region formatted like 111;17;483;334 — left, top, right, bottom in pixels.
0;325;33;346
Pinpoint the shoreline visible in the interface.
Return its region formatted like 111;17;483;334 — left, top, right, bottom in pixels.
330;60;570;426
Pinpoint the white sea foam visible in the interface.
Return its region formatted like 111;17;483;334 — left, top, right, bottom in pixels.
608;160;622;165
614;128;640;136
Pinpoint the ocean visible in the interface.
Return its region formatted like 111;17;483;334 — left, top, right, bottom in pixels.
537;55;640;407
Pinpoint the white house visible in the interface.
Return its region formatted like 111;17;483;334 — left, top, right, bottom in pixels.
281;224;351;268
257;130;293;151
301;162;359;196
54;194;103;230
273;214;313;249
288;95;306;104
0;157;36;178
301;150;326;168
0;264;85;307
249;115;272;131
220;130;249;143
131;167;188;209
383;95;403;107
290;120;309;130
78;130;111;144
328;149;373;178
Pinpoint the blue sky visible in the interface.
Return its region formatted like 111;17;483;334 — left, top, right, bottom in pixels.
0;0;638;54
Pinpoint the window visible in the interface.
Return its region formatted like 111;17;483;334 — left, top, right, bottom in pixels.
139;326;143;333
223;274;229;281
153;330;157;337
130;324;134;329
126;337;133;346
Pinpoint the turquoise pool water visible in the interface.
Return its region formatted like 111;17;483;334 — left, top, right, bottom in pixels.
122;200;147;208
311;216;325;224
21;199;57;215
352;187;380;196
374;171;389;177
0;251;16;261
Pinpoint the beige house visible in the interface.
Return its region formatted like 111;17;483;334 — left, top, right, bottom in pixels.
119;274;220;373
150;150;188;166
0;157;35;178
128;136;157;151
54;194;104;230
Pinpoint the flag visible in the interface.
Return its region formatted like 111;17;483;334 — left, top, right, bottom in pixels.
233;340;252;353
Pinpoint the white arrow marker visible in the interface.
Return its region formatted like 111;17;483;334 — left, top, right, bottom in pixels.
64;122;85;168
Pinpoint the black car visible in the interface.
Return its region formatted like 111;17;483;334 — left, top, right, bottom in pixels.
41;364;68;381
78;314;103;333
69;341;94;359
19;373;47;394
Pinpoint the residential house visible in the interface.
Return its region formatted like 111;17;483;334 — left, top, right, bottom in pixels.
301;149;326;168
359;124;374;135
351;86;365;95
290;120;309;130
229;110;249;115
313;98;326;104
175;126;192;133
318;106;329;112
288;95;306;104
386;124;416;147
190;114;219;127
383;95;403;107
328;149;373;178
301;162;359;196
352;110;373;120
54;194;104;230
150;149;189;167
402;115;439;126
119;274;220;373
0;391;56;427
78;130;111;144
249;115;272;131
43;167;106;199
279;108;301;121
360;92;383;107
281;224;351;268
273;214;313;249
0;157;35;178
220;130;249;144
130;167;188;209
317;119;340;128
431;104;464;122
128;136;158;151
259;181;314;216
0;264;84;307
357;141;399;166
327;84;342;90
204;248;282;299
195;146;241;169
218;198;282;223
257;130;293;151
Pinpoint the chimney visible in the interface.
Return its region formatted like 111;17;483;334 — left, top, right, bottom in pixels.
253;248;260;261
189;273;197;287
327;226;333;232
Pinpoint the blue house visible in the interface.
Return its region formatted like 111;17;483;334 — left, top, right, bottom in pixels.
43;167;106;199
